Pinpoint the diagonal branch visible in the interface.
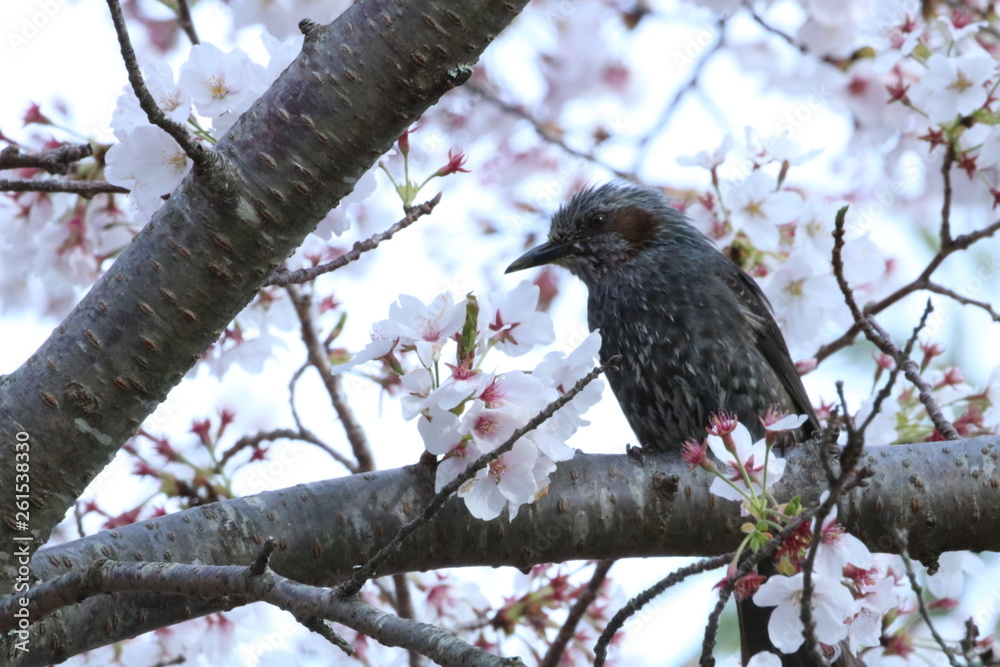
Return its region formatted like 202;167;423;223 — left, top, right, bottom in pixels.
2;557;520;667
216;426;358;473
814;201;1000;365
465;82;634;180
541;559;614;667
266;194;441;287
924;281;1000;322
105;0;210;166
287;285;375;471
594;554;729;666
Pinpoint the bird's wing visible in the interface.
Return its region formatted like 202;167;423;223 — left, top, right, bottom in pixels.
719;261;820;434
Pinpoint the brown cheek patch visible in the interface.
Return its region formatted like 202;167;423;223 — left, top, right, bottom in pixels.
610;207;658;252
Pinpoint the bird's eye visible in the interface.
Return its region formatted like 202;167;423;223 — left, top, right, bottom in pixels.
587;212;607;229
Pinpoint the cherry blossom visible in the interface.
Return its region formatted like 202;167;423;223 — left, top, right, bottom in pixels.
910;50;996;124
531;331;604;427
706;421;786;502
752;572;857;654
746;652;782;667
764;249;846;352
926;551;985;601
111;61;191;140
723;170;800;252
105;125;193;219
846;574;898;654
478;281;554;357
677;135;733;170
385;292;466;366
458;438;538;520
399;368;434;420
418;407;483;493
813;498;874;578
178;43;268;130
328;336;397;375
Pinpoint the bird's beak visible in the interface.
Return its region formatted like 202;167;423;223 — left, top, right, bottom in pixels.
505;241;572;274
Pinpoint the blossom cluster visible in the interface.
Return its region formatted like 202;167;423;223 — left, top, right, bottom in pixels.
105;37;302;222
692;413;994;664
331;281;603;520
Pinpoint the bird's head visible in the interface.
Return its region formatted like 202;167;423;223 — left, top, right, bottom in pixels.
505;182;700;285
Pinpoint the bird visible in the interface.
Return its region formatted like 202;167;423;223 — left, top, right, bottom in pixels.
505;181;818;449
505;181;836;667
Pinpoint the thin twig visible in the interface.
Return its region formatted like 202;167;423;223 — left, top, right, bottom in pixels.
814;214;1000;364
287;285;376;472
593;555;728;667
542;559;614;667
797;412;871;665
699;511;814;667
248;536;277;575
335;362;611;598
175;0;200;45
298;616;354;655
856;302;931;439
0;178;129;196
0;143;93;174
941;144;955;246
267;194;442;287
894;530;963;667
465;82;635;181
866;313;960;440
289;363;310;432
631;19;725;174
216;427;358;474
832;208;959;440
924;281;1000;322
105;0;208;165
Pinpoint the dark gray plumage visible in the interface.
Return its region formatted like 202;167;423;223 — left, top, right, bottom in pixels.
506;181;818;451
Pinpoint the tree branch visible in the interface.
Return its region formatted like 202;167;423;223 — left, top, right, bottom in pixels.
6;436;999;665
0;144;94;174
831;207;959;440
541;559;614;667
105;0;210;167
1;558;519;667
266;193;442;287
287;285;375;471
465;82;634;180
814;213;1000;364
0;178;129;196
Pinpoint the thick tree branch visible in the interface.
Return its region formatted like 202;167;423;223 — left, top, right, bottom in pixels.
1;559;519;667
6;437;998;665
